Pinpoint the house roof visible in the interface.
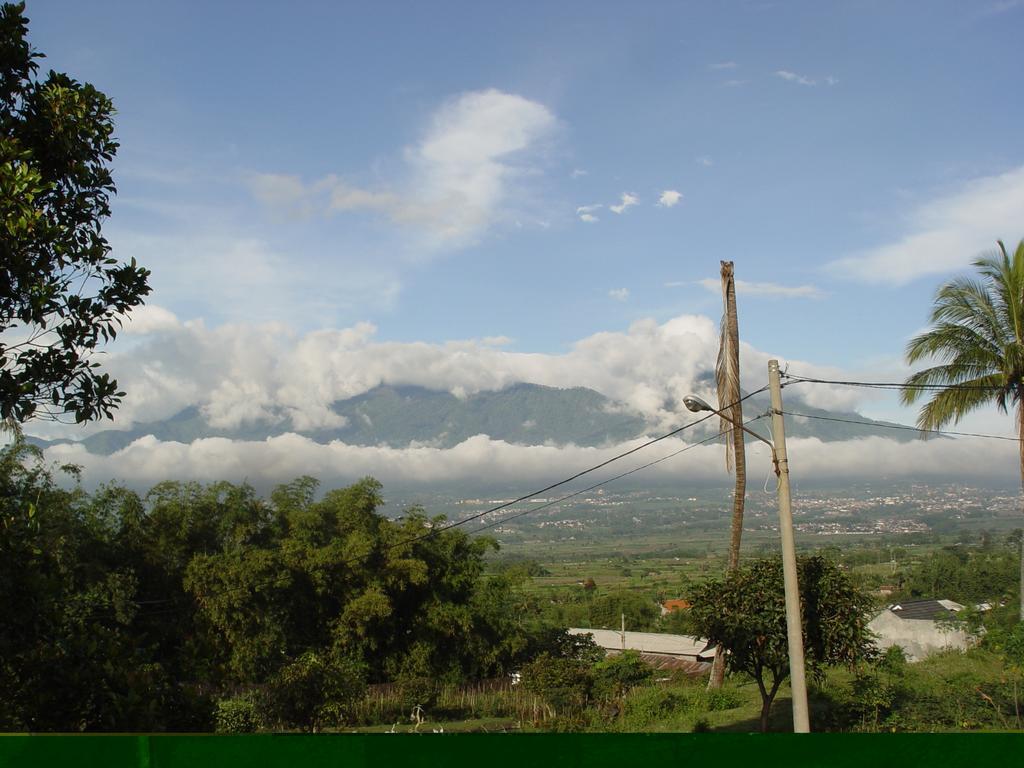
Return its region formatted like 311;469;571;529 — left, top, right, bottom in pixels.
661;599;691;612
886;599;964;620
613;652;710;676
568;628;716;659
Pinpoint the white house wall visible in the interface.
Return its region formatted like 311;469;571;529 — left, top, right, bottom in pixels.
867;612;973;661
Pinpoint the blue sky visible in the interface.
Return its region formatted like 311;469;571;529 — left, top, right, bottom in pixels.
18;1;1024;486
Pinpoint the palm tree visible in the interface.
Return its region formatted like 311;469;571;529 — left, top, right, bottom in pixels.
901;239;1024;620
707;260;747;689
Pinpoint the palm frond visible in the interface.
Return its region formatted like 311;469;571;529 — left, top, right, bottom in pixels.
716;262;739;472
904;239;1024;431
914;375;1007;430
905;322;1003;367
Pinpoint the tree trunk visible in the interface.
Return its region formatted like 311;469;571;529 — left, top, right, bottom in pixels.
1018;403;1024;622
755;674;782;733
760;697;773;733
709;262;747;690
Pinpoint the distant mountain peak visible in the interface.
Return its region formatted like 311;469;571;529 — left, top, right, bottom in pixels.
26;381;924;456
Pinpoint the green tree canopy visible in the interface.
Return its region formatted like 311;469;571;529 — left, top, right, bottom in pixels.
0;440;553;731
689;555;875;731
902;240;1024;620
0;2;149;424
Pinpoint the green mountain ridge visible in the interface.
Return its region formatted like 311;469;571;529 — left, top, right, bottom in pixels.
26;382;926;456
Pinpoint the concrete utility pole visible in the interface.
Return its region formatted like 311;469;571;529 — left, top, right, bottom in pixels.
768;359;810;733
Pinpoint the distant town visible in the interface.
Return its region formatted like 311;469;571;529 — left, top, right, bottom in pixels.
391;483;1023;547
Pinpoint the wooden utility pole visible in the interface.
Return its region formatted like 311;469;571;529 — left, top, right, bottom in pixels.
708;261;747;690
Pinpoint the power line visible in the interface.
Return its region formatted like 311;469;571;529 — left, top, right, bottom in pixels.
780;410;1021;442
132;388;768;615
466;415;770;536
781;372;1004;392
357;386;769;554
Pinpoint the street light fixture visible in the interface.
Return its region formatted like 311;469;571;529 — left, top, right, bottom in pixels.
682;396;779;475
684;361;810;733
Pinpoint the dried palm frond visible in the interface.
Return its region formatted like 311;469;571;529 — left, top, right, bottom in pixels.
716;261;740;472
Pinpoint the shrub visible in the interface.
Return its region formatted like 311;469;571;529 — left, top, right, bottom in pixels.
396;675;441;713
214;693;264;734
521;653;593;714
592;651;653;700
621;687;683;728
261;652;366;732
703;688;742;711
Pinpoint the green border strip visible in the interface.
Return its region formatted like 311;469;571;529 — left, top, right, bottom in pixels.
1;733;1020;768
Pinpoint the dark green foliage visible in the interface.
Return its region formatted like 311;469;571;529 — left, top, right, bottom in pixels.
213;693;264;734
530;627;605;664
900;546;1019;603
615;679;743;731
520;652;594;714
588;589;659;630
657;607;697;635
1004;622;1024;667
592;650;653;700
822;648;1023;732
0;436;551;731
689;555;875;731
0;440;217;731
847;647;908;731
0;2;150;424
260;651;366;732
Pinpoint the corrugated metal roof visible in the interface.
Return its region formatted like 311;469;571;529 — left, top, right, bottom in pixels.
887;599;964;620
568;628;716;659
628;653;710;676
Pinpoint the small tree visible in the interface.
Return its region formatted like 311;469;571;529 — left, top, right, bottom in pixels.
592;650;653;701
0;2;150;424
260;651;366;732
690;555;875;731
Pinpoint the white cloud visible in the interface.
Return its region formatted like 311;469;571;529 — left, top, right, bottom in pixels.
657;190;683;208
108;228;402;326
27;312;878;447
697;278;824;299
709;61;738;70
41;428;1019;494
481;336;514;347
828;164;1024;284
577;203;602;223
695;156;714;167
610;193;639;214
571;169;588;178
775;70;821;86
123;305;181;335
608;288;630;302
31;309;1019;490
723;79;748;87
249;89;558;249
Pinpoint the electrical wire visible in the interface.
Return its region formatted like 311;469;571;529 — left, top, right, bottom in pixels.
130;388;768;615
350;386;769;555
781;372;1005;392
465;413;770;537
780;410;1021;442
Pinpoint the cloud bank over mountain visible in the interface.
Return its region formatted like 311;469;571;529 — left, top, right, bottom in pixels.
39;311;865;440
21;311;1018;491
41;430;1017;494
